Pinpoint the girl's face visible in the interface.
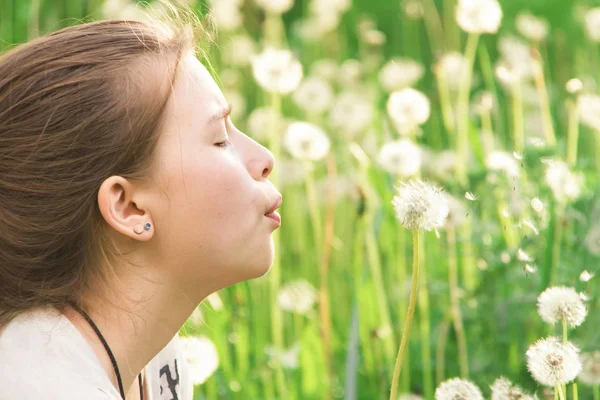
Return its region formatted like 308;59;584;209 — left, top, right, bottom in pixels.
145;51;280;293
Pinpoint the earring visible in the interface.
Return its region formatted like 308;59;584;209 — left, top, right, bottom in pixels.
133;223;151;234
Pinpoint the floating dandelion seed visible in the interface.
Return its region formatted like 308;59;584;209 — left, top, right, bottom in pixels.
283;122;331;161
392;179;449;231
579;351;600;385
179;335;220;385
526;337;582;386
435;377;483;400
580;270;595;282
252;48;303;94
517;248;533;262
524;264;537;274
537;286;587;328
531;197;544;213
490;376;536;400
465;191;477;201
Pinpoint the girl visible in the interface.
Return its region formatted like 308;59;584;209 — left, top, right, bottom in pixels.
0;10;282;400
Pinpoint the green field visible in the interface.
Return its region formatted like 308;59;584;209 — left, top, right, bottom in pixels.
3;0;600;399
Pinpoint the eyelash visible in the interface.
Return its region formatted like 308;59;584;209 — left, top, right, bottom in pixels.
215;139;232;148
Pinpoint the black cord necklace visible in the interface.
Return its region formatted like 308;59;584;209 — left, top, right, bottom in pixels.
67;300;143;400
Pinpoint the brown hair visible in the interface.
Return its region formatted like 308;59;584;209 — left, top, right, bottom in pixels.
0;4;208;327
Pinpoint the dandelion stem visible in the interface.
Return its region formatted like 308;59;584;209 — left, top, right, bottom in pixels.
573;382;578;400
435;310;452;384
435;65;456;137
510;78;525;155
417;231;434;400
594;384;599;400
566;99;580;167
456;33;480;186
447;225;469;377
531;48;557;147
397;228;411;393
389;229;420;400
548;204;563;287
557;383;566;400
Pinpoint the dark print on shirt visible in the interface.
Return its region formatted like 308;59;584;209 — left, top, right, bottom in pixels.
159;359;180;400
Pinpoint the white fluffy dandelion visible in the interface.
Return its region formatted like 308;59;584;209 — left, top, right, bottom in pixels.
485;151;520;177
255;0;294;14
436;52;469;90
292;76;334;115
585;8;600;43
392;179;450;231
579;351;600;385
252;48;303;94
277;279;319;314
537;286;587;328
246;107;286;141
435;377;483;400
490;376;536;400
283;122;330;161
526;337;582;386
328;91;374;138
179;335;220;385
377;139;422;177
387;88;431;135
544;161;583;204
378;58;424;93
577;93;600;131
515;12;549;42
456;0;503;34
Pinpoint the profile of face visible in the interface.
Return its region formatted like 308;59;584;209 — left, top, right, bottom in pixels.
98;51;281;297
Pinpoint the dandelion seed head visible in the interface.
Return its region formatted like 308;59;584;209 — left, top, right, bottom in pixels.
577;93;600;131
377;139;422;177
580;270;594;282
277;279;319;314
544;161;583;204
252;48;303;94
283;122;330;161
456;0;503;34
537;286;587;327
584;225;600;255
328;91;374;138
292;76;335;115
386;88;431;135
579;351;600;385
526;337;582;386
490;376;536;400
392;179;449;231
255;0;294;14
436;53;469;90
584;8;600;43
566;78;583;94
531;197;544;213
379;58;424;93
435;377;483;400
486;151;520;177
179;335;220;385
515;12;549;42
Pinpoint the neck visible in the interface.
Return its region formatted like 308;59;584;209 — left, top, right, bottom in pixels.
62;267;211;395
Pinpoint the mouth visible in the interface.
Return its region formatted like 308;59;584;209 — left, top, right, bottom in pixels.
264;194;282;227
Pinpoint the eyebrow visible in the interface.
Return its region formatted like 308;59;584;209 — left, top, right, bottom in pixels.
208;104;233;124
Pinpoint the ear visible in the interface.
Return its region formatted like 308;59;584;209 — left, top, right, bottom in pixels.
97;176;153;242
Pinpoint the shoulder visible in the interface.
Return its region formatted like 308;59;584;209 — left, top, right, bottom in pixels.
0;307;120;399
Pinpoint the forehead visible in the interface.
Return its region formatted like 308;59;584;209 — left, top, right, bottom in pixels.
166;52;226;118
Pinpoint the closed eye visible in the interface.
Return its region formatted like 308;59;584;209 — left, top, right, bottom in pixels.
215;139;232;148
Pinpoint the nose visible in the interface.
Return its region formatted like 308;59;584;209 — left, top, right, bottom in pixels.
248;140;275;181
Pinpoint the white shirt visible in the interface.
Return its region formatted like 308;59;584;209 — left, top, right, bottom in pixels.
0;306;194;399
